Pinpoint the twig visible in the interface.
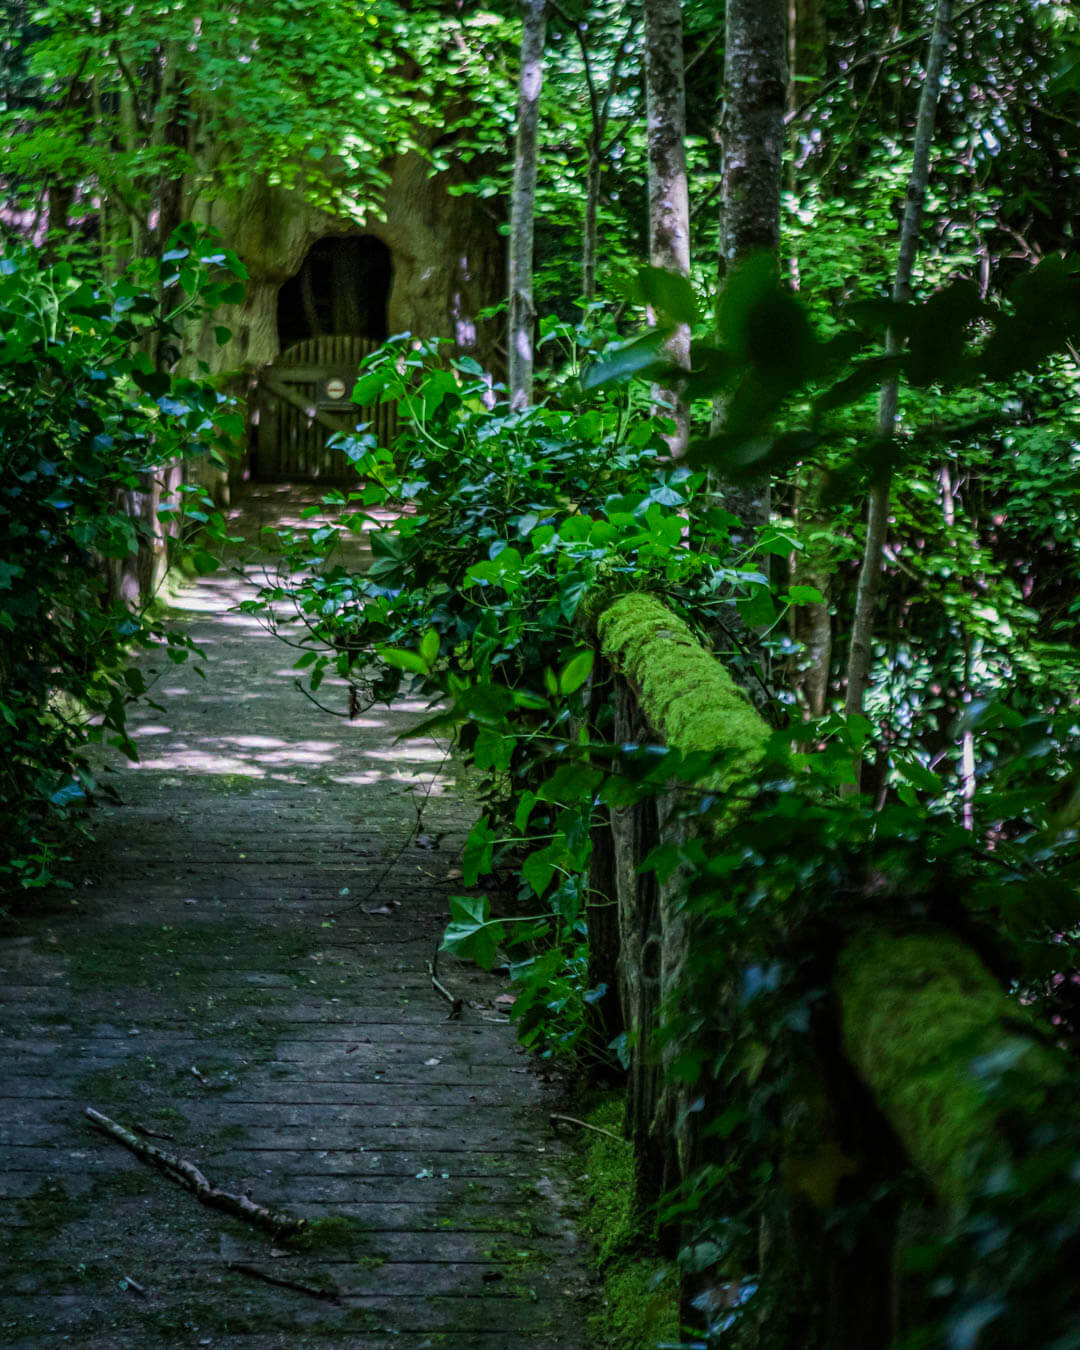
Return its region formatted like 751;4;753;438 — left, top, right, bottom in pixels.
329;739;452;919
85;1107;306;1238
685;27;722;76
427;956;464;1019
227;1261;340;1304
292;676;374;720
549;1112;625;1142
133;1122;176;1142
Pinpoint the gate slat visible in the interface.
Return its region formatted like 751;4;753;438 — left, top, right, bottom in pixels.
258;334;397;481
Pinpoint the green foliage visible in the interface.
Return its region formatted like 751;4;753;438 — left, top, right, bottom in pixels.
578;1097;680;1350
0;0;428;241
0;228;244;891
246;334;802;1059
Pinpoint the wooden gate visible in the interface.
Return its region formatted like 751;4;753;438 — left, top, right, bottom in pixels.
253;335;397;482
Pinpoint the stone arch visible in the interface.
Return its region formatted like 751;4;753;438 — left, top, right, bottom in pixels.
276;234;392;350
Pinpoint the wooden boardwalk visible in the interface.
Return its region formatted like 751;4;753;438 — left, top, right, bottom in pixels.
0;486;591;1348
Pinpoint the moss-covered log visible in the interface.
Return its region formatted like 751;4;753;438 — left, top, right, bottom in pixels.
595;592;769;775
835;929;1065;1206
591;592;770;1200
586;590;1074;1341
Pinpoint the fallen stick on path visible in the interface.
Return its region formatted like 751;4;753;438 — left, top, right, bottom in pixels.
549;1112;625;1143
84;1107;306;1238
426;957;463;1019
133;1121;176;1142
227;1260;341;1303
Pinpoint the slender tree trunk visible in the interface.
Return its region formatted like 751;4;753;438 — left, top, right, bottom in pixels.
643;0;691;458
843;0;954;788
152;43;186;256
786;0;832;713
722;0;786;274
577;11;634;306
791;472;833;716
508;0;548;411
713;0;786;526
786;0;826;128
583;145;601;305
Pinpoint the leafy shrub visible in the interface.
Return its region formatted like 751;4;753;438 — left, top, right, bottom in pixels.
0;227;245;892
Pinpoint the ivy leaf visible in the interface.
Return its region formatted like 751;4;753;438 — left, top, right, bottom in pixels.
352;371;386;404
536;762;603;804
132;369;171;399
378;647;429;675
737;583;777;627
787;585;825;605
420;628;440;665
632;265;698;326
581;328;672;391
440;895;504;969
462;818;496;886
558;649;594;695
522;845;558;897
192;551;219;575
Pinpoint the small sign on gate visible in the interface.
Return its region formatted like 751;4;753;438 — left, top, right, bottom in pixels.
316;372;354;411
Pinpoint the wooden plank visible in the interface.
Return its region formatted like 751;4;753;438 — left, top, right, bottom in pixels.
257;334;397;478
262;365;355;383
262;375;348;437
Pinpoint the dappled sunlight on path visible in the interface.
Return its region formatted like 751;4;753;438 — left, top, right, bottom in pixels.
0;485;590;1349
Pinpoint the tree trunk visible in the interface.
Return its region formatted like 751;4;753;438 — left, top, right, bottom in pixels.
508;0;548;411
643;0;691;458
585;656;623;1051
722;0;786;274
792;470;833;716
152;42;186;257
713;0;787;527
785;0;833;710
843;0;953;787
583;146;601;306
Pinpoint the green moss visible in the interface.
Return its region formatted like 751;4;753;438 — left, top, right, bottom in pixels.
52;919;304;992
836;929;1064;1205
579;1096;679;1350
12;1181;88;1256
75;1061;193;1117
595;592;769;790
483;1240;551;1273
290;1214;370;1255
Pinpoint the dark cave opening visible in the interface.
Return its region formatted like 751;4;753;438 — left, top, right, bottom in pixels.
277;234;392;350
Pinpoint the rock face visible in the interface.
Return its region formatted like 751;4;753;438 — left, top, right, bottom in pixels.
188;151;505;377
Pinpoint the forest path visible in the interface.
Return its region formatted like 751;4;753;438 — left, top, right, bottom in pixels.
0;484;591;1349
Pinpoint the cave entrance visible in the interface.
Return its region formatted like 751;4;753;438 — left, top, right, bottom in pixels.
254;235;396;482
277;234;392;350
